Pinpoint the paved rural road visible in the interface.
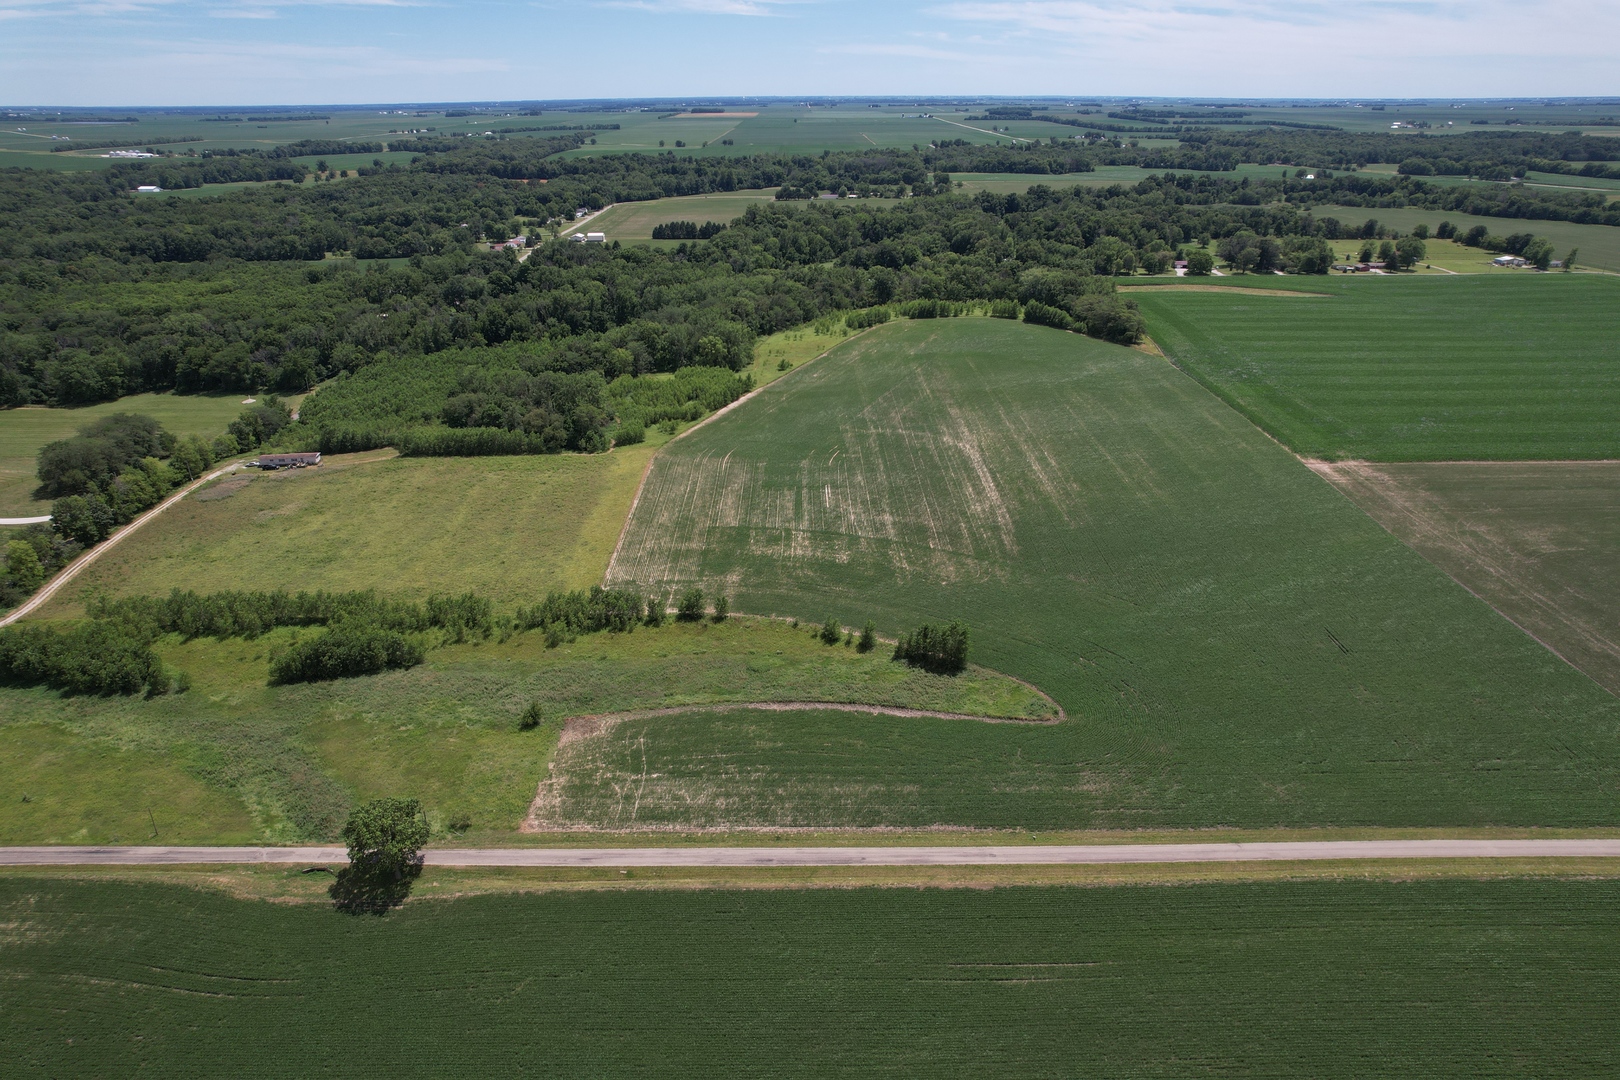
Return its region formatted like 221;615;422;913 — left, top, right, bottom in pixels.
0;461;243;627
3;839;1619;867
0;516;52;526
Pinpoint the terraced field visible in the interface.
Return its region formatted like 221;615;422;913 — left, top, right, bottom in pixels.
1133;275;1620;460
4;876;1617;1076
603;317;1620;829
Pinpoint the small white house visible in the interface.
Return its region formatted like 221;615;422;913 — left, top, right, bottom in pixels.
135;185;162;193
1492;255;1527;267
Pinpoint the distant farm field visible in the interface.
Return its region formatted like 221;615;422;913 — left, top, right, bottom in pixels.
0;393;247;516
1133;275;1620;460
41;448;653;615
582;190;783;241
5;876;1619;1076
1306;204;1620;272
607;317;1620;829
1315;461;1620;695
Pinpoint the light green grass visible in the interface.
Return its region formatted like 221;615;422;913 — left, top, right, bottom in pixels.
0;618;1048;843
1316;461;1620;696
607;317;1620;829
3;876;1618;1076
0;392;248;516
0;724;256;844
580;190;783;241
41;447;657;615
1134;274;1620;460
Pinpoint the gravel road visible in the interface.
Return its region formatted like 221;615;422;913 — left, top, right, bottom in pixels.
2;839;1618;867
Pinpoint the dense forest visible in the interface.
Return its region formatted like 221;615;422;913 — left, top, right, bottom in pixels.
3;126;1616;410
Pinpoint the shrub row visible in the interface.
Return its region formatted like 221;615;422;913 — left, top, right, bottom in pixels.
269;622;425;685
92;588;493;641
0;621;169;696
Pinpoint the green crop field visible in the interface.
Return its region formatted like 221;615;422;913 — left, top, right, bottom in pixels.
1314;461;1620;696
1132;275;1620;460
0;617;1043;844
606;317;1620;830
0;393;249;516
1306;204;1620;272
40;448;655;615
3;875;1617;1076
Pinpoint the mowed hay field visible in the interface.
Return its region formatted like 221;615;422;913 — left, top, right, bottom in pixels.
1314;461;1620;695
4;876;1619;1077
584;190;782;241
606;318;1620;829
1133;275;1620;461
0;392;248;516
40;448;654;615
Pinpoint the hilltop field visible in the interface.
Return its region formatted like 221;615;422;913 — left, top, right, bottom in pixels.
603;313;1620;830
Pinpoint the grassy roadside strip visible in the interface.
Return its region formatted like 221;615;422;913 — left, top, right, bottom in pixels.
457;824;1620;848
8;857;1620;902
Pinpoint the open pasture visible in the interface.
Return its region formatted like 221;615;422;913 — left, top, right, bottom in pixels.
39;448;655;615
606;317;1620;830
581;190;783;241
1133;275;1620;460
0;393;247;517
1314;461;1620;696
0;617;1041;844
3;876;1618;1077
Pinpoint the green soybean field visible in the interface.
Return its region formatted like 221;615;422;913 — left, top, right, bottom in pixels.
3;876;1617;1077
602;317;1620;830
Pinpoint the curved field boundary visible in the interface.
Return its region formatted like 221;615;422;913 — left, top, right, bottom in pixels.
602;326;875;586
1118;284;1333;297
558;700;1061;748
5;838;1620;866
526;699;1062;833
0;461;245;627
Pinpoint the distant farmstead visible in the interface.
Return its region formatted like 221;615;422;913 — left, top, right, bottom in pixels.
257;452;322;469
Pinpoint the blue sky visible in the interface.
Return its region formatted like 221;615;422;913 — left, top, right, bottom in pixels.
2;0;1615;105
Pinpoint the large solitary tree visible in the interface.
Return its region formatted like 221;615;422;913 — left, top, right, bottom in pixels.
342;797;430;874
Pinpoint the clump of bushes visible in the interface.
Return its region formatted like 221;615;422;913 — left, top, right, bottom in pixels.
988;299;1021;319
516;586;645;642
0;621;170;696
677;588;706;622
269;621;424;684
893;620;969;674
845;307;892;330
92;588;492;641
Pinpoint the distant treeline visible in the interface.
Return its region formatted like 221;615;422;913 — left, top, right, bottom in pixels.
51;137;205;153
3;129;1618;409
202;114;332;122
650;220;727;240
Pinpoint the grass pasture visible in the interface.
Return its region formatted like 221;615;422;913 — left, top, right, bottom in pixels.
40;448;656;615
1133;275;1620;460
2;876;1618;1076
581;190;782;242
0;392;248;516
0;618;1045;844
1315;461;1620;696
606;317;1620;830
